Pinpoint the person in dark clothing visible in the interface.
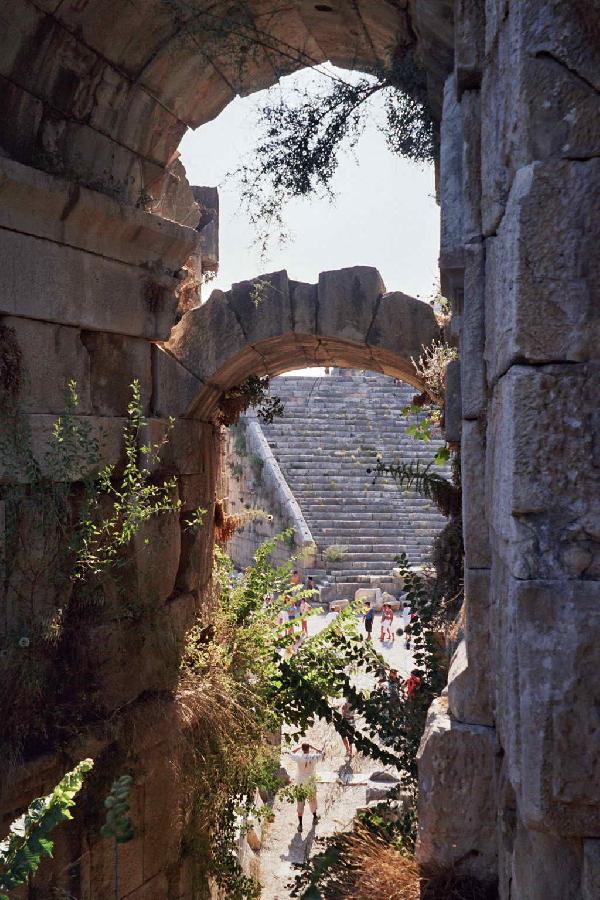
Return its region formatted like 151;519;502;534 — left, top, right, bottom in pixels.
364;604;375;641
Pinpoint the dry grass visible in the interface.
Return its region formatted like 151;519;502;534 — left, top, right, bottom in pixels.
307;827;498;900
339;827;421;900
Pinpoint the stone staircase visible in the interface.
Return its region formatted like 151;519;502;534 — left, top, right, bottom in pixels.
258;370;448;600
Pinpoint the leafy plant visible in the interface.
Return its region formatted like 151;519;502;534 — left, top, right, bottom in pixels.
371;461;460;519
323;544;348;564
218;375;283;427
249;453;265;483
233;53;434;253
0;381;202;769
101;774;135;900
0;758;94;898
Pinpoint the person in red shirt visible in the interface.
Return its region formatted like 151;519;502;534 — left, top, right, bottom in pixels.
405;671;421;699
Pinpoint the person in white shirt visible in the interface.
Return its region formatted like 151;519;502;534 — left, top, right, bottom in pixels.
288;742;325;831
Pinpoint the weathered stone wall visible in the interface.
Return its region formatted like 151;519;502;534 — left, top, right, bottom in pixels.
417;2;600;896
0;155;222;897
223;415;315;571
0;1;598;897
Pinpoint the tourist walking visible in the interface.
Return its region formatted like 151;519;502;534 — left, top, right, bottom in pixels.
340;700;355;758
288;743;325;831
300;596;311;635
363;603;375;641
380;602;395;643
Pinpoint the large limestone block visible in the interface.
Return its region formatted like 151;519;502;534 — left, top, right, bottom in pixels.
455;0;485;94
0;157;199;271
151;345;203;418
439;74;464;260
461;89;482;246
481;2;600;235
462;419;491;569
317;267;385;345
82;332;152;416
367;292;440;385
491;566;600;836
416;695;498;882
487;363;599;580
0;316;91;413
0;228;178;339
461;242;486;419
583;840;600;900
510;819;584;900
227;271;292;346
485;161;600;384
448;569;493;727
166;288;255;385
0;415;127;484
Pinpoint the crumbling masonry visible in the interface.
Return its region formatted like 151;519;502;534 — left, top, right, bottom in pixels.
0;2;598;897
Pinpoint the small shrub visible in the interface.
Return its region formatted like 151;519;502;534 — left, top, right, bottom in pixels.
324;544;348;563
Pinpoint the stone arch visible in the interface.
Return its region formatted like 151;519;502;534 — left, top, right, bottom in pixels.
0;1;451;207
166;266;440;417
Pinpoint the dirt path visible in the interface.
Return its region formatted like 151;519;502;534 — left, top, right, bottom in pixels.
259;611;412;899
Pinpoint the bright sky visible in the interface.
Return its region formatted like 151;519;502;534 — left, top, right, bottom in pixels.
179;65;440;303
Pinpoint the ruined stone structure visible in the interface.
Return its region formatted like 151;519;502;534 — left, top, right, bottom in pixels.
229;370;447;599
0;1;598;897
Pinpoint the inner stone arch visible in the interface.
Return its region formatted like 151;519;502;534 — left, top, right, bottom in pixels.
166;265;439;417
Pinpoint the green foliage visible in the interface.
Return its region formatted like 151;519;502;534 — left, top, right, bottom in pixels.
218;375;283;427
323;544;348;563
249;453;265;483
0;758;93;897
75;381;181;580
230;419;248;456
278;778;317;805
0;380;201;768
371;460;460;519
234;54;434;252
101;775;135;844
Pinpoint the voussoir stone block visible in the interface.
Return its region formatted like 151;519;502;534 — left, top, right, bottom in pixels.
151;345;204;419
317;267;385;345
485;161;600;384
417;695;498;882
166;288;247;383
367;292;440;383
290;280;317;335
227;271;292;345
487;362;599;580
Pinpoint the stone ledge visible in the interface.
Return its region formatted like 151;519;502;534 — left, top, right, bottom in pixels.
0;156;199;272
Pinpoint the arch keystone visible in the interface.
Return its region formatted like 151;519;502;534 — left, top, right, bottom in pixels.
317;266;386;344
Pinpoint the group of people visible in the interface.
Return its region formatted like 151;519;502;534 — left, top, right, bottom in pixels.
363;600;416;647
274;572;319;649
